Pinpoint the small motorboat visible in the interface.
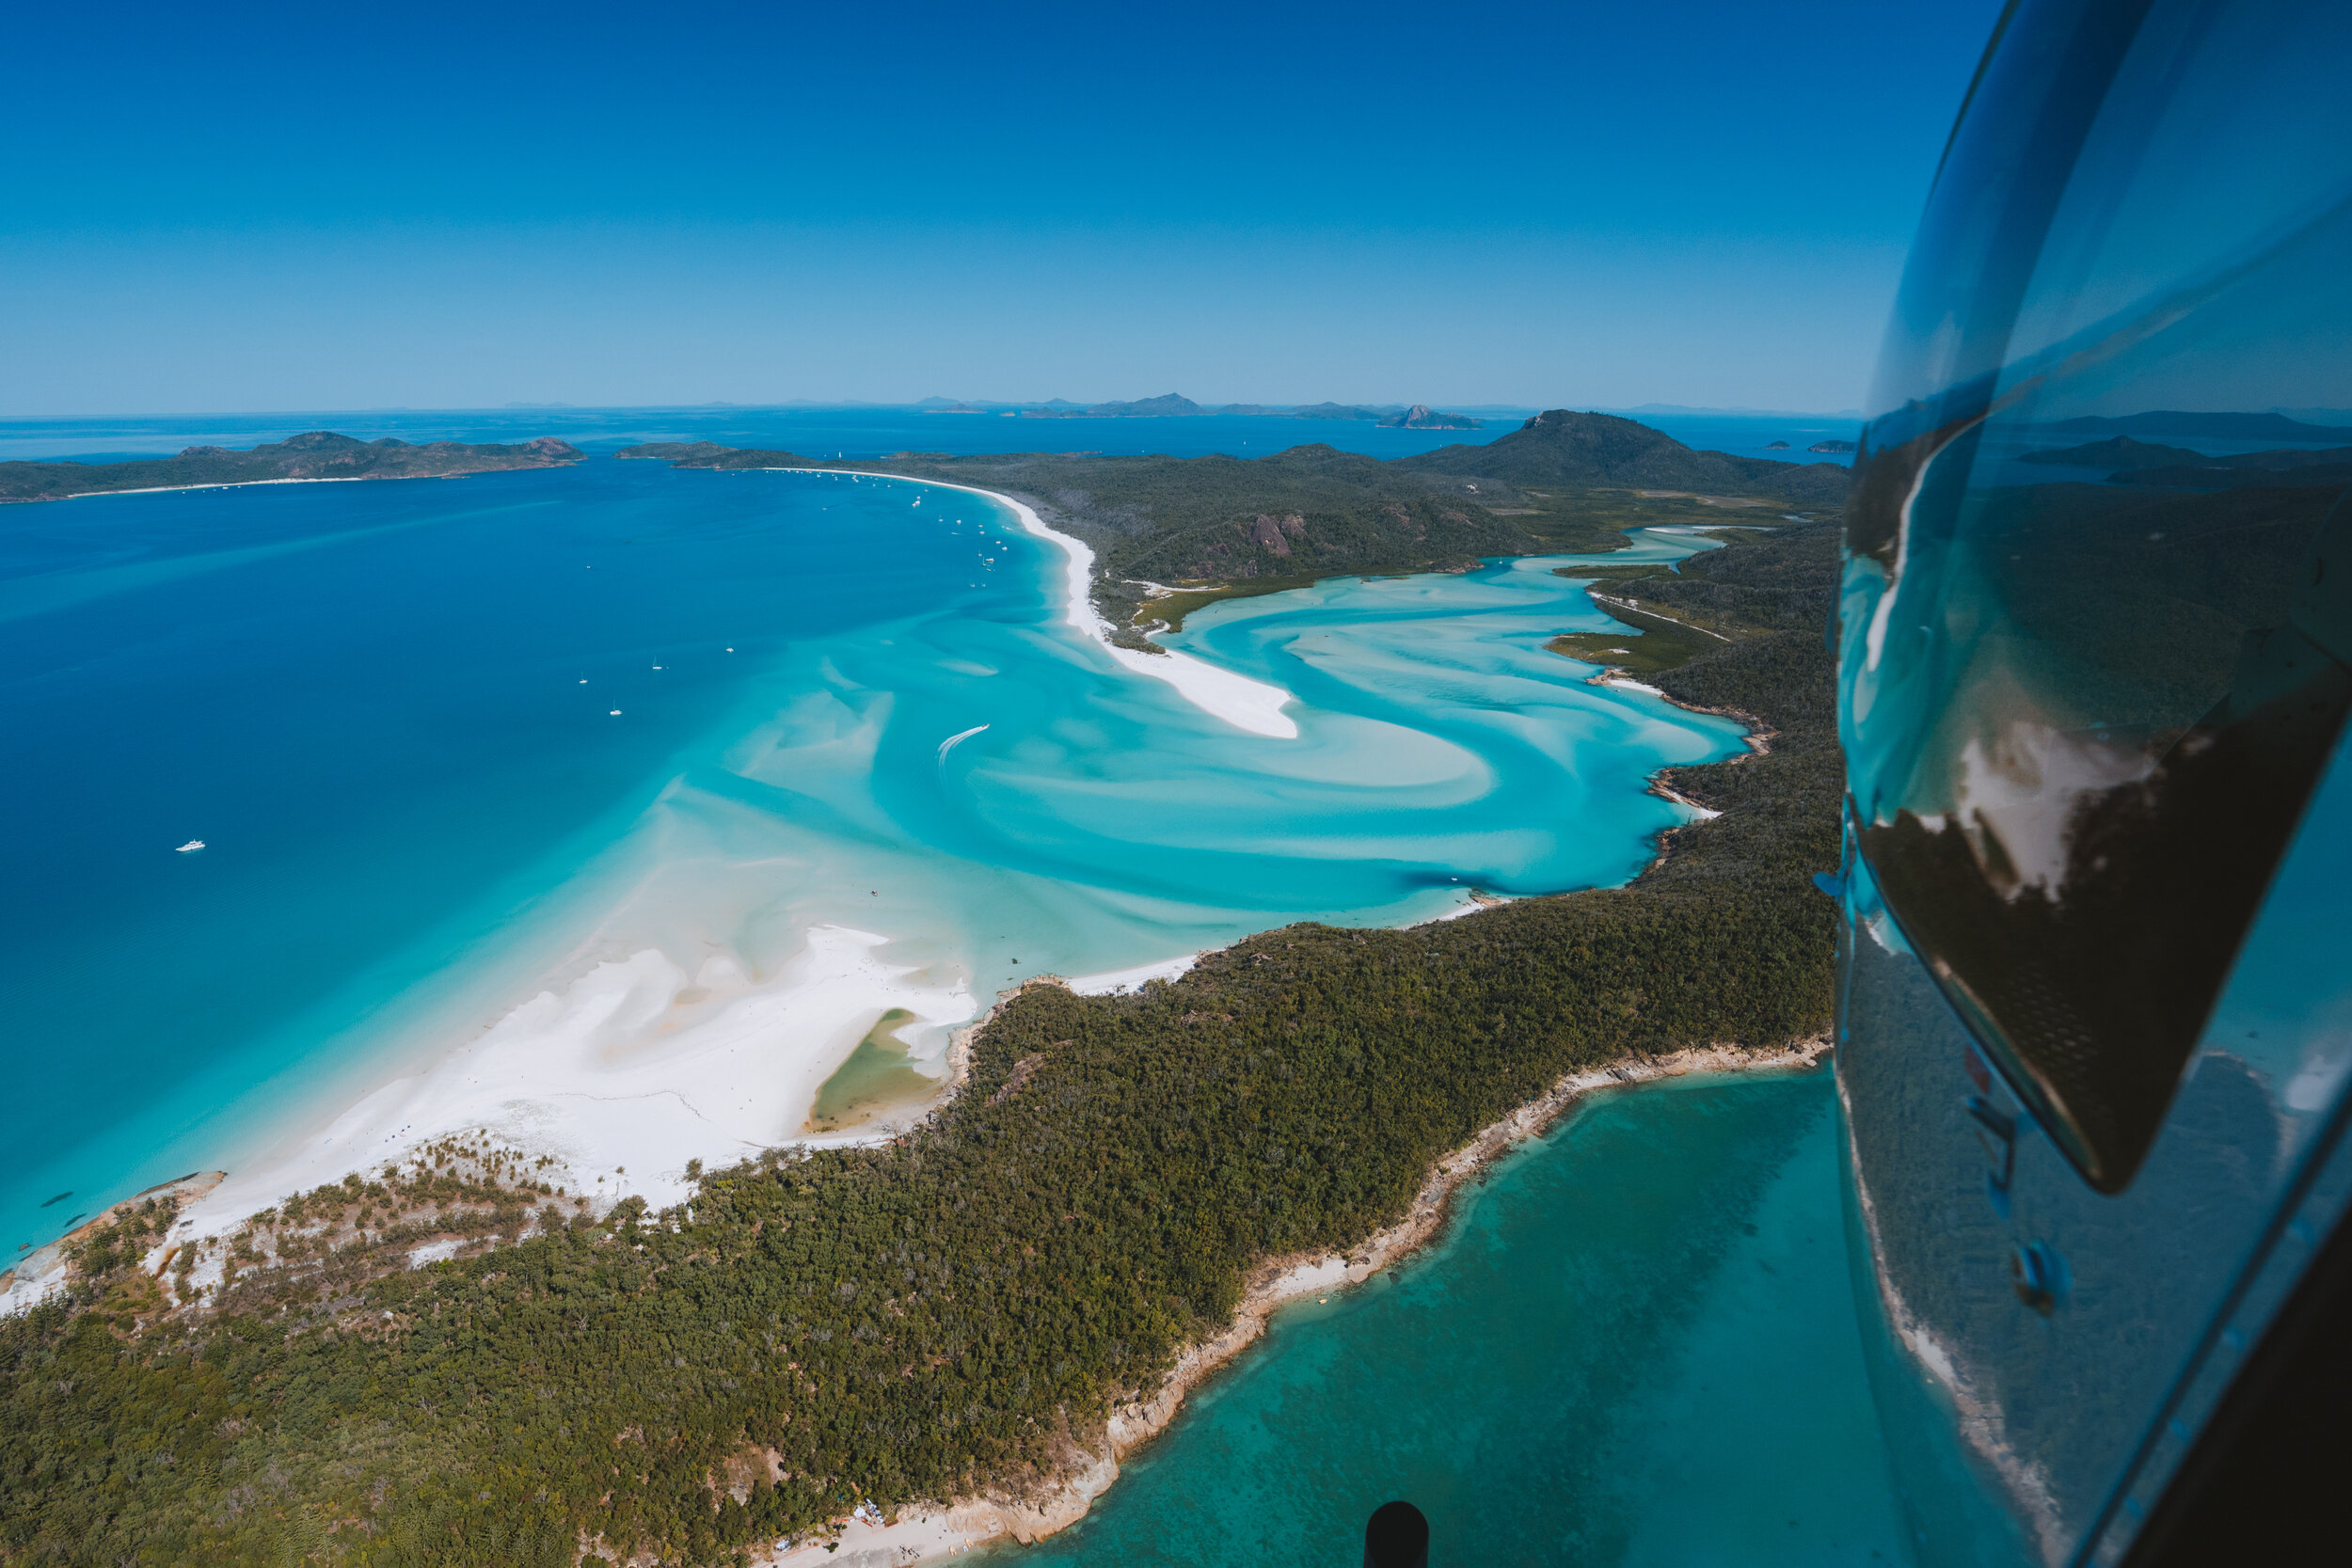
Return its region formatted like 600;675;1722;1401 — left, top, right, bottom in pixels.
175;840;205;853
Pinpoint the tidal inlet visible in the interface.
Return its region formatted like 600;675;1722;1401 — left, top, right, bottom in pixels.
0;423;1864;1565
0;457;1740;1259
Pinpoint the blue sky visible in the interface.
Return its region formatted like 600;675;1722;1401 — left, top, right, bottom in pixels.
1;0;2006;414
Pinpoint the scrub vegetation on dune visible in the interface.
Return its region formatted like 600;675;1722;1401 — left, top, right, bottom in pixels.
0;481;1844;1564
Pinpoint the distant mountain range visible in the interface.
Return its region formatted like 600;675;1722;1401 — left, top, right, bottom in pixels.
1618;402;1867;420
914;393;1483;426
2045;410;2352;440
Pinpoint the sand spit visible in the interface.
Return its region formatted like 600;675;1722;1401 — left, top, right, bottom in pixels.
993;489;1299;740
47;475;379;501
32;467;570;505
738;467;1301;739
758;1035;1833;1563
1647;779;1724;819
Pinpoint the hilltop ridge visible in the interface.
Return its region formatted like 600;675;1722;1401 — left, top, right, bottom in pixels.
1399;409;1850;505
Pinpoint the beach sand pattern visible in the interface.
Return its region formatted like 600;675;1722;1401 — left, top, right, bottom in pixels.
1;457;1739;1269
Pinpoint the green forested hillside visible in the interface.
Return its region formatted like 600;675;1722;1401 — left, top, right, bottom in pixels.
855;443;1548;579
616;415;1848;644
622;437;1621;645
0;493;1843;1565
1400;409;1851;506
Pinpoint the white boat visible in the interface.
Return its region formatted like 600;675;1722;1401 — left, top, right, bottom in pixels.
174;840;205;853
937;723;990;762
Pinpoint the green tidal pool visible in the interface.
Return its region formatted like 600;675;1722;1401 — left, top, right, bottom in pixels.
1001;1068;1905;1566
808;1009;938;1132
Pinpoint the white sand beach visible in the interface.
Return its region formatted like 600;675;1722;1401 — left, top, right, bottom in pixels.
837;469;1302;740
1065;952;1201;994
156;467;1289;1248
175;925;975;1242
993;488;1301;740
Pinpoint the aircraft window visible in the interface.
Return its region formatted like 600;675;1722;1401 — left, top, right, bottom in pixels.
1841;0;2352;1191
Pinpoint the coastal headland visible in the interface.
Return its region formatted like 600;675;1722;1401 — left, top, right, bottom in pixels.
0;421;1847;1564
866;1037;1833;1561
0;429;582;502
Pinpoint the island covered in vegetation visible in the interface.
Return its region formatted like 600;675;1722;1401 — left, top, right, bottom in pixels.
1;418;1846;1565
0;431;584;503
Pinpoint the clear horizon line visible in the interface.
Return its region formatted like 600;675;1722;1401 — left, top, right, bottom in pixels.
0;399;1873;421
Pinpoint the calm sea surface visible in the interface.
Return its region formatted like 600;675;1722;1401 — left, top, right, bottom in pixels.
0;405;1861;468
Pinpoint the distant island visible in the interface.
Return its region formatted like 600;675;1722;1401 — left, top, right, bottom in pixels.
2020;432;2352;489
1807;439;1857;453
0;430;583;503
1027;393;1209;419
1764;440;1790;449
2018;435;2209;468
1379;404;1481;430
910;393;1486;425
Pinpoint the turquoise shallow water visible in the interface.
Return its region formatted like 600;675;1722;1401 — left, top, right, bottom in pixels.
1005;1069;1907;1567
0;456;1739;1257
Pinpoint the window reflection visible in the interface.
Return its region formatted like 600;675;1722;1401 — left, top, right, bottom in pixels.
1841;0;2352;1190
